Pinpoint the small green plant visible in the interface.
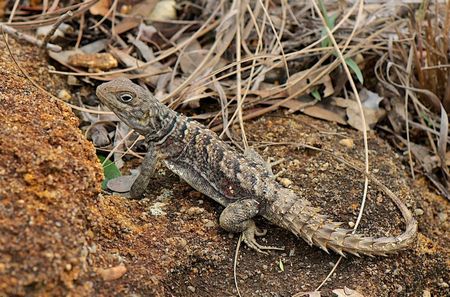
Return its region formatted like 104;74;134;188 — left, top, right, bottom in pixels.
98;155;121;189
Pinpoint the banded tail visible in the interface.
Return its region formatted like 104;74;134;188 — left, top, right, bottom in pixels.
267;187;417;256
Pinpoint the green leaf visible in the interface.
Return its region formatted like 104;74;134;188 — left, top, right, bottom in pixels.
311;88;322;101
319;0;338;48
98;155;121;189
278;259;285;272
345;58;364;84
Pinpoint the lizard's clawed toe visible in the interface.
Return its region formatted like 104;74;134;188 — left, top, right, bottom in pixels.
242;225;284;254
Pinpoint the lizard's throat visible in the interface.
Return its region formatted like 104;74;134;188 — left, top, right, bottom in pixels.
142;109;178;142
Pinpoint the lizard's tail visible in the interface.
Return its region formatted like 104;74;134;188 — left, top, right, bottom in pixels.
267;186;418;256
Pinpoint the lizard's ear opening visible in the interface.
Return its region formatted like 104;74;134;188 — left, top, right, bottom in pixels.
117;91;136;103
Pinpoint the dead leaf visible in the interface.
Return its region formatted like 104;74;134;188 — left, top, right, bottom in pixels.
114;0;159;34
97;263;127;281
345;103;386;131
79;39;108;54
0;0;6;18
148;0;177;21
107;175;137;193
292;291;321;297
179;38;205;75
287;68;334;98
179;85;209;109
261;98;317;114
110;47;167;85
303;103;347;125
89;0;111;16
89;124;110;147
437;104;449;176
333;89;386;131
332;287;365;297
49;49;86;73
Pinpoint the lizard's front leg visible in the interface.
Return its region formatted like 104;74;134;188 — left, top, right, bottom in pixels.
219;199;284;253
130;144;159;198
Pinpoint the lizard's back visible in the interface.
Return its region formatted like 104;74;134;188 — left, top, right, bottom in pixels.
159;114;417;256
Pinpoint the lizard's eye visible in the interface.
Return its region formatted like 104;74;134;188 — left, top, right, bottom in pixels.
117;92;134;103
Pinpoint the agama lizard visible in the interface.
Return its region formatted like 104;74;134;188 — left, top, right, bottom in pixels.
96;78;417;256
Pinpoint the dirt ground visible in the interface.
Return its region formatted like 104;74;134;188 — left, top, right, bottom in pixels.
0;40;448;297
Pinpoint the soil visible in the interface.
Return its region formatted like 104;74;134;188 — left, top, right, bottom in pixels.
0;40;448;297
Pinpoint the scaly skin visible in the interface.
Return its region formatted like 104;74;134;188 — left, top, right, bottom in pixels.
96;78;417;256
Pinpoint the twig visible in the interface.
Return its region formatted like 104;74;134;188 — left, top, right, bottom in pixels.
41;11;73;50
0;23;62;52
7;0;20;23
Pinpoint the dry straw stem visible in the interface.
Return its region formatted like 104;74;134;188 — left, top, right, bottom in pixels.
40;11;73;50
0;23;61;52
210;9;400;131
5;0;97;29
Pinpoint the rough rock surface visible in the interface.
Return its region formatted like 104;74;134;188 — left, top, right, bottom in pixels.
0;39;103;295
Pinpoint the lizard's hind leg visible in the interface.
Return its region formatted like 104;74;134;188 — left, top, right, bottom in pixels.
219;199;284;254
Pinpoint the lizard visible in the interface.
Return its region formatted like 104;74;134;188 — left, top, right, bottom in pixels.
96;77;418;256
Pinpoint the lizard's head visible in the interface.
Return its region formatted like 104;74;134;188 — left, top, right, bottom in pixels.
96;78;174;136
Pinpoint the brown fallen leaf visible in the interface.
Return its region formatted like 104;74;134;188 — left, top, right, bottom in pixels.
0;0;6;18
332;286;365;297
287;67;334;98
110;47;167;85
115;0;159;34
303;103;347;125
179;38;205;75
148;0;177;21
334;89;386;131
89;0;111;16
292;291;321;297
97;263;127;281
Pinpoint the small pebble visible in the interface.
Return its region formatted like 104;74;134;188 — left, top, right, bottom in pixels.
414;208;424;216
348;221;355;228
97;263;127;281
437;212;447;222
279;178;293;187
185;206;205;216
339;138;354;148
262;265;268;270
187;286;195;293
67;75;80;86
203;220;215;228
439;282;449;288
57;89;72;101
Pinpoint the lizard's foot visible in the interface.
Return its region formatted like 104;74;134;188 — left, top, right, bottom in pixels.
244;147;287;178
267;157;286;178
242;222;285;254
